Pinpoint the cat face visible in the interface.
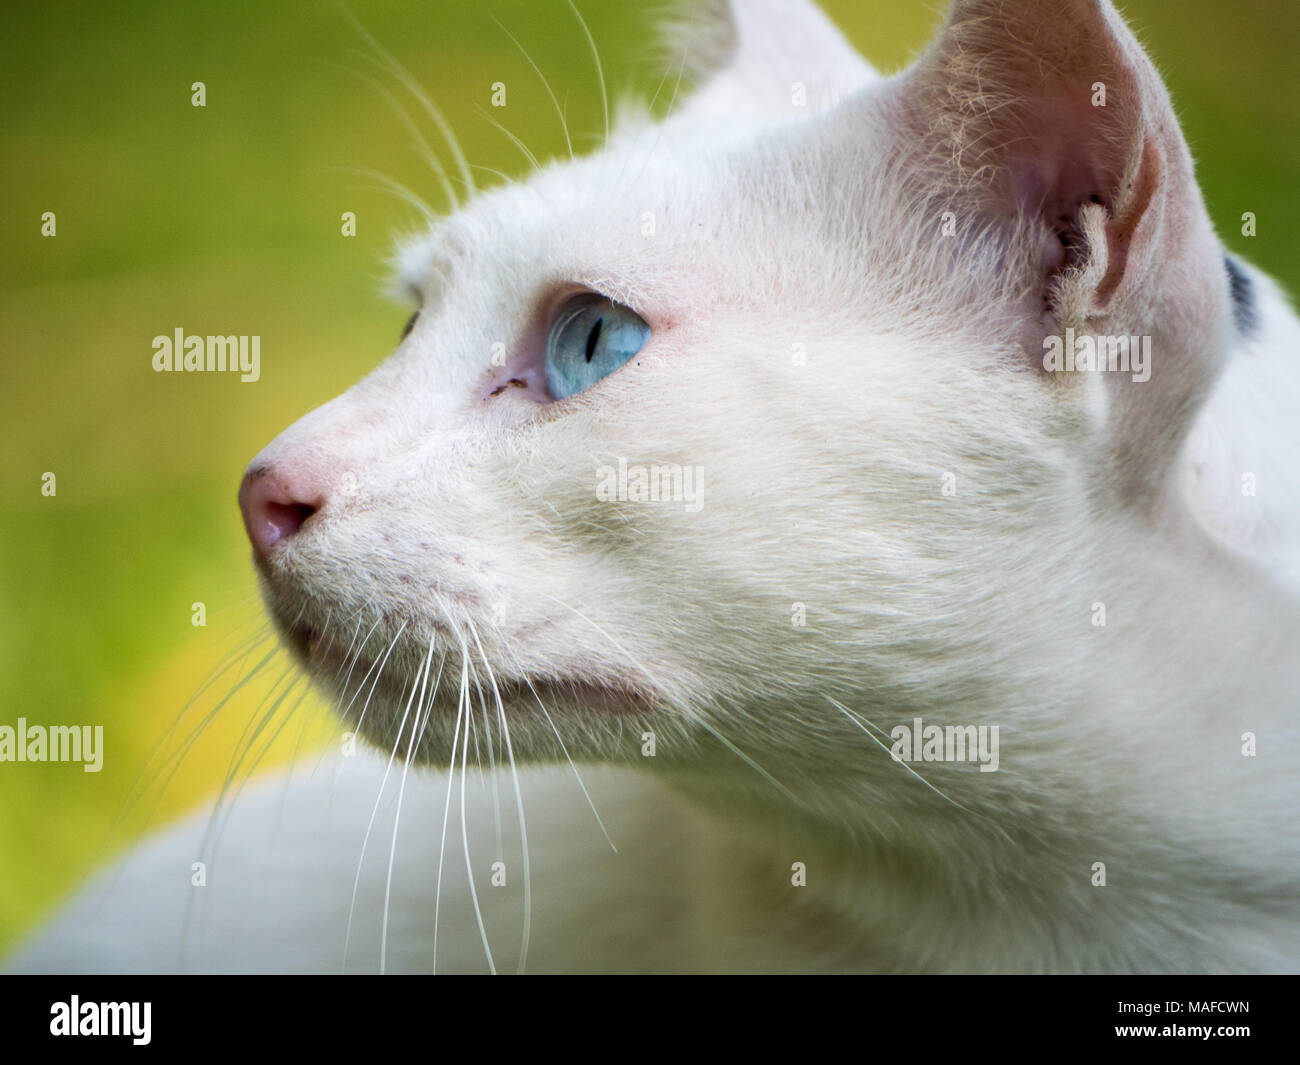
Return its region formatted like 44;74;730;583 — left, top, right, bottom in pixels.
239;0;1232;798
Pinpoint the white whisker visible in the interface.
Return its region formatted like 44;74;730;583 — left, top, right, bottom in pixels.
826;696;975;814
567;0;608;148
467;618;531;973
459;659;496;974
475;105;542;172
536;590;797;801
341;621;418;971
341;7;475;196
500;641;617;854
431;650;468;975
381;638;440;973
491;15;574;161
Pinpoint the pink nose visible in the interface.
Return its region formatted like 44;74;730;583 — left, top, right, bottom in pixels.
238;467;324;560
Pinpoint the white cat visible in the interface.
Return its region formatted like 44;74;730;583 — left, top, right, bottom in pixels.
12;0;1300;973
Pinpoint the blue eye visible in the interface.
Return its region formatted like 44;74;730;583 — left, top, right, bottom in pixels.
544;293;650;400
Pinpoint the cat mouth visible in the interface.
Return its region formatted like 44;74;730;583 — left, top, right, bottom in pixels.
283;620;653;718
279;619;340;669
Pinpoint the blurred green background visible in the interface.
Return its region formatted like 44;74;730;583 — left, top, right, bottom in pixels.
1;0;1296;953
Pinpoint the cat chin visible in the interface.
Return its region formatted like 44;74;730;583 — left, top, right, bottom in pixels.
275;611;657;760
332;674;660;769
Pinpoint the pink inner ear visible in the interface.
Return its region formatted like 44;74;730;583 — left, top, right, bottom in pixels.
1014;156;1101;276
1010;93;1125;265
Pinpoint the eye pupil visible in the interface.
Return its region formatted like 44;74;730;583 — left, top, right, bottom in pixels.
584;318;603;363
400;310;419;340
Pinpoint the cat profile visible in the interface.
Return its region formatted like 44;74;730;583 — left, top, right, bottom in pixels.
11;0;1300;973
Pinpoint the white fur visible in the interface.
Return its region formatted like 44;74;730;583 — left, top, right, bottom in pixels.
12;0;1300;973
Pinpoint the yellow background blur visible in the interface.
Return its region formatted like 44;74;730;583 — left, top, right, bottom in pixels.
2;0;1296;952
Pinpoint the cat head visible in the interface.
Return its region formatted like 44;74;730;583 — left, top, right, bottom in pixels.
239;0;1235;807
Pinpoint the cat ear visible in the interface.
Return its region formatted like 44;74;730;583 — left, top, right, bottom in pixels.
900;0;1232;497
667;0;880;121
